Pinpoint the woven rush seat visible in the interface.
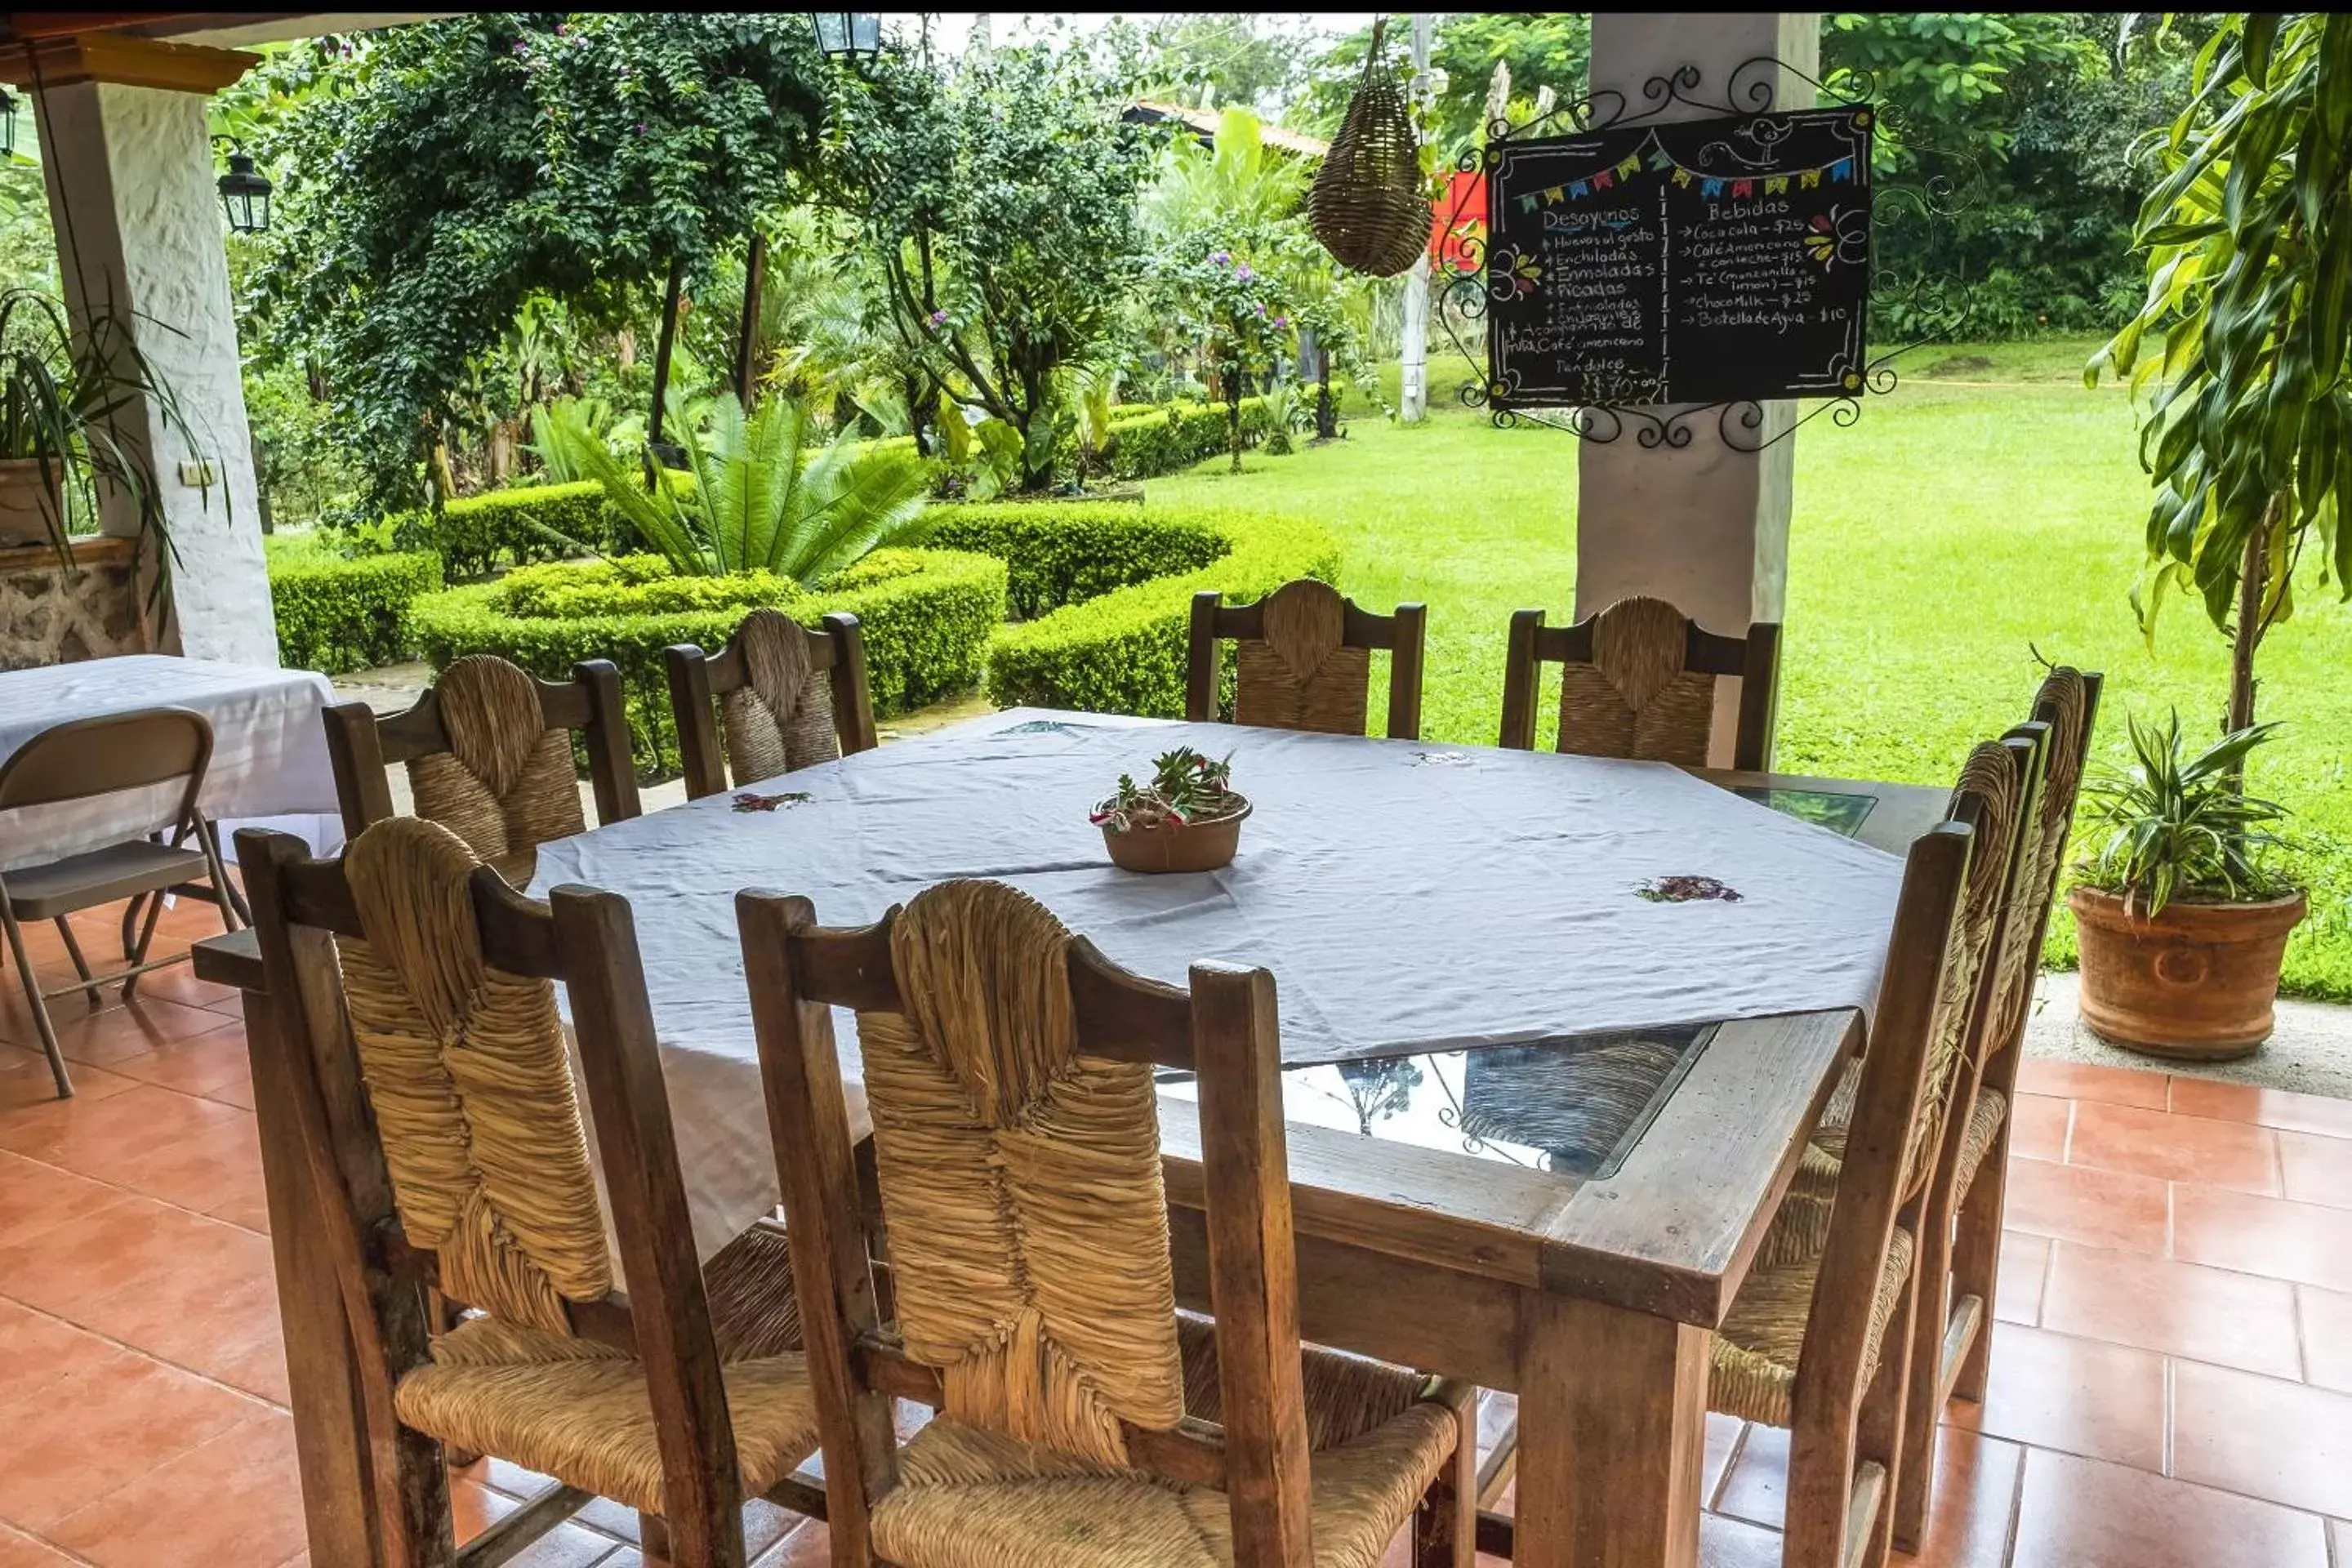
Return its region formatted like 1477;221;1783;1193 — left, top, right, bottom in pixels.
1712;1222;1918;1430
397;1315;817;1516
1953;1088;2008;1210
875;1316;1453;1568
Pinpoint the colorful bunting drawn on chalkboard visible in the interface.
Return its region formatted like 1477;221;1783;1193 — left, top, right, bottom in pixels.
1490;126;1866;208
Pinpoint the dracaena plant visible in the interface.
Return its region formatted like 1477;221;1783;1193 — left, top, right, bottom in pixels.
2079;711;2293;917
0;287;204;594
2088;13;2352;744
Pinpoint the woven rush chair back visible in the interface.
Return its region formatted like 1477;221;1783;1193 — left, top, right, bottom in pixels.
1991;666;2102;1051
238;817;814;1566
1187;580;1428;740
322;653;641;884
665;608;877;801
1499;596;1782;770
743;876;1379;1565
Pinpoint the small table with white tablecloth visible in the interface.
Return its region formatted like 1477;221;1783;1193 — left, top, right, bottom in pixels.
0;654;344;872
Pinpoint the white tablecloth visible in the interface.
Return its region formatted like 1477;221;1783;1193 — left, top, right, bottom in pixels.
532;708;1909;1261
0;655;344;872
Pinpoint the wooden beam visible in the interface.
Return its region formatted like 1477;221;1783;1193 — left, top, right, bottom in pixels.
2;32;260;92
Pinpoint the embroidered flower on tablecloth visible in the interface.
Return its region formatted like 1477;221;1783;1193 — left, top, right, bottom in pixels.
1634;875;1744;904
733;791;813;813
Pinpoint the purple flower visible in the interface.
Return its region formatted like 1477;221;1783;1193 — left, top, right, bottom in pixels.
1272;315;1290;328
1254;301;1267;316
1209;249;1230;265
1236;263;1254;281
635;121;648;134
929;310;948;327
512;39;528;54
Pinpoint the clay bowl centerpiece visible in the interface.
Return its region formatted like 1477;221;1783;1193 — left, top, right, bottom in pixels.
1091;746;1251;874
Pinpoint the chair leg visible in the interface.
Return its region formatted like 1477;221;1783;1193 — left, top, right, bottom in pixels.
197;817;249;928
1414;1381;1478;1568
638;1512;671;1566
1948;1149;2007;1405
120;892;169;1004
120;893;143;961
1891;1261;1949;1552
53;918;105;1009
2;908;71;1098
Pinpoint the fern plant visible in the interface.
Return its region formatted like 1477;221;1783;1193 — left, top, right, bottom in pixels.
557;387;929;583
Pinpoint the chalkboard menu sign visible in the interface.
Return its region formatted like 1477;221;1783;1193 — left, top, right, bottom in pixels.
1483;107;1872;410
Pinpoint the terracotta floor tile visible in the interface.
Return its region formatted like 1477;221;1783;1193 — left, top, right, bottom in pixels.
2277;1129;2352;1210
1994;1229;2049;1325
47;1411;305;1568
0;1042;136;1111
69;1241;287;1405
1900;1428;2022;1568
2002;1156;2169;1256
0;1083;247;1182
2009;1446;2327;1568
40;997;243;1071
2172;1361;2352;1517
2296;1285;2352;1394
207;1187;274;1236
2066;1101;2279;1196
2016;1059;2168;1110
115;964;241;1013
99;1026;250;1099
200;1071;256;1111
99;1110;263;1215
2008;1092;2070;1163
1942;1322;2167;1472
2038;1241;2301;1378
452;1477;518;1544
1697;1512;1786;1568
0;1523;81;1567
1713;1421;1788;1529
1702;1410;1743;1505
0;1347;262;1528
0;1296;134;1411
2172;1186;2352;1294
492;1521;624;1566
0;1189;270;1322
0;1147;126;1247
2333;1520;2352;1566
2167;1078;2352;1139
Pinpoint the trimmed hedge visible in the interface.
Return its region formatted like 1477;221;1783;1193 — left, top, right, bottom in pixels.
1095;397;1274;481
265;540;444;675
929;501;1341;717
407;547;1006;777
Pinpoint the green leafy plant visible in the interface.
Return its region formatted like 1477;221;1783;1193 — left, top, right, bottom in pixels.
2089;13;2352;743
2079;711;2294;917
0;289;216;590
559;388;929;582
1091;746;1240;834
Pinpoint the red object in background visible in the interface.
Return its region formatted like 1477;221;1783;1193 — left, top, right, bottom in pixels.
1431;169;1487;273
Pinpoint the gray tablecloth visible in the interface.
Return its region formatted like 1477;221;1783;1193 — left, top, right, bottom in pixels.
532;708;1908;1260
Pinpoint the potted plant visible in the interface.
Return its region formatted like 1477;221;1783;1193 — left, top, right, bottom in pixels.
2086;14;2349;1049
1091;746;1251;874
2069;714;2304;1059
1;289;202;572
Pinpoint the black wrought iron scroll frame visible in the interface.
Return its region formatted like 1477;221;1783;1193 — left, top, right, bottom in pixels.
1436;55;1980;451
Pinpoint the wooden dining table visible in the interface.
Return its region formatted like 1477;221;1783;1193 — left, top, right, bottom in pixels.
194;710;1945;1568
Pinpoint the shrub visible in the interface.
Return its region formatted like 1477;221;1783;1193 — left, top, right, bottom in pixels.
416;481;615;577
265;537;444;675
1096;397;1273;480
407;546;1006;777
934;501;1341;715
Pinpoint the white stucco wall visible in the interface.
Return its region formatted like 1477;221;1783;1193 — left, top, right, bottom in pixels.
38;80;278;668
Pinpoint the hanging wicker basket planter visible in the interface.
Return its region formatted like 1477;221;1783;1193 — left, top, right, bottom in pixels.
1309;18;1429;278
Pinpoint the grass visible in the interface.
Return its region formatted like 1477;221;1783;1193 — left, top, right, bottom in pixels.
1147;339;2352;999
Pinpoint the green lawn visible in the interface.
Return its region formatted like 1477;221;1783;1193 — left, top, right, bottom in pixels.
1147;340;2352;999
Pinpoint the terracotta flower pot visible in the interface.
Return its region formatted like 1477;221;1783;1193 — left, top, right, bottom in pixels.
0;457;66;550
2069;884;2307;1061
1099;796;1252;874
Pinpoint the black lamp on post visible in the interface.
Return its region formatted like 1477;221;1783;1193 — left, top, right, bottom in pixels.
811;11;883;66
0;86;16;162
212;137;272;234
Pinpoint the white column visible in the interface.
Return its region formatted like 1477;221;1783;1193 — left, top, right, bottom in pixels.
37;79;277;667
1576;13;1817;762
1397;12;1433;422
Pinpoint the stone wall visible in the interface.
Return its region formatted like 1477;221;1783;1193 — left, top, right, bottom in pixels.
0;538;151;670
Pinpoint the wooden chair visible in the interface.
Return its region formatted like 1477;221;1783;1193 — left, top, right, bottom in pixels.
0;708;240;1099
236;817;822;1567
322;653;640;884
738;877;1479;1567
1702;738;2024;1568
1497;595;1780;769
665;608;878;801
1891;666;2103;1547
1187;579;1428;740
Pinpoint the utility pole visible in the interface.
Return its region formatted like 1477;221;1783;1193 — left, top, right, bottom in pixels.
1399;12;1433;421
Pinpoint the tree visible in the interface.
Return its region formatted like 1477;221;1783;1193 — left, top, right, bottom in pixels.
1102;13;1311;116
1299;13;1589;154
2090;12;2352;746
248;14;826;512
831;42;1152;491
